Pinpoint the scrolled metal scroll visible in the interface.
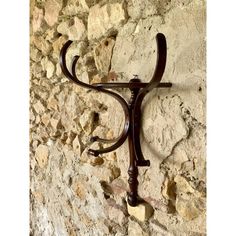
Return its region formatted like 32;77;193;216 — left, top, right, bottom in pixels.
60;41;130;156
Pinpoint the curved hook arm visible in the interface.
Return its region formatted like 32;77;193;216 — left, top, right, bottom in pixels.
90;135;121;144
60;41;96;89
60;41;130;156
133;33;167;164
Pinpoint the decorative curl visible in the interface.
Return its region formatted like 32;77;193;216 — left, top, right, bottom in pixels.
59;41;130;156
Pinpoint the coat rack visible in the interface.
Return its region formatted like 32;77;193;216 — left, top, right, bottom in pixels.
59;33;172;207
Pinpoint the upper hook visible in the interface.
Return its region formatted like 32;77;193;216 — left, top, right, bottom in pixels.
132;33;167;166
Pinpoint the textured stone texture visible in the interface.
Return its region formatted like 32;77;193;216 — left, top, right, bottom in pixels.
128;220;149;236
32;7;44;33
174;175;206;221
44;0;62;27
35;144;49;168
57;17;87;41
31;35;52;56
30;0;206;235
88;2;127;40
127;201;154;222
94;37;115;73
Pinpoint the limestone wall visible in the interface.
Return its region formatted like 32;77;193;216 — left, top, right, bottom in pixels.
30;0;206;235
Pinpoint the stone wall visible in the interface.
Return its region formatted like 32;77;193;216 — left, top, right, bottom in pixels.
30;0;206;235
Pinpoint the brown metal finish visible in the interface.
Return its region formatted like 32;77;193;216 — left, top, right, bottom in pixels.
60;41;130;156
127;78;141;206
133;34;167;166
92;82;172;89
59;33;172;206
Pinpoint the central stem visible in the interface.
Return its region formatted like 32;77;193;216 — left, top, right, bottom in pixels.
127;78;140;206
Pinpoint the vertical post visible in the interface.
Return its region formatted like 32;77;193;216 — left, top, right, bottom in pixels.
127;78;140;206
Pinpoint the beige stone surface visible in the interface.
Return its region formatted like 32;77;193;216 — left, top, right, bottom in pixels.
88;2;127;40
128;219;149;236
32;7;44;33
174;175;206;221
62;0;100;15
82;0;100;8
42;58;55;79
108;205;127;226
44;0;62;27
33;101;45;114
30;0;206;235
32;35;51;56
30;47;42;62
35;145;49;168
127;201;154;222
94;37;115;73
52;35;68;59
57;17;87;41
89;156;104;166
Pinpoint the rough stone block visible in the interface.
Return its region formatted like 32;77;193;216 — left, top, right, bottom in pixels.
94;38;115;73
128;219;149;236
44;0;62;27
127;201;154;221
32;7;44;33
88;3;127;40
35;144;49;168
57;17;87;41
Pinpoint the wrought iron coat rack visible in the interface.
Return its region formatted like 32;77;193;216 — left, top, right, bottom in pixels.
59;33;172;207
